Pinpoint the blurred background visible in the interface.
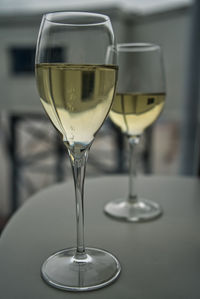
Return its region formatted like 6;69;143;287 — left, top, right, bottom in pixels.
0;0;199;230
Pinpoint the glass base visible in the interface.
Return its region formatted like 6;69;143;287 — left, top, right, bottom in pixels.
41;247;121;291
104;197;162;222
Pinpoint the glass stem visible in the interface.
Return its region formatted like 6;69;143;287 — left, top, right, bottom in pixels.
67;144;90;259
127;135;140;203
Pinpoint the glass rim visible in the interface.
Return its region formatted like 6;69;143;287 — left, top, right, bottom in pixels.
43;11;110;26
117;43;161;52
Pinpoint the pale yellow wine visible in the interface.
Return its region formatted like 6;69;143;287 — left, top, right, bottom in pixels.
35;63;117;146
109;93;165;136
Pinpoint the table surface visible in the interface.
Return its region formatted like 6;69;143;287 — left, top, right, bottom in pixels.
0;175;200;299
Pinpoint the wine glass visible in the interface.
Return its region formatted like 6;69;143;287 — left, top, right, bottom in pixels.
35;12;120;291
104;43;166;222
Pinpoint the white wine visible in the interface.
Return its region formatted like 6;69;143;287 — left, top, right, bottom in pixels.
35;63;117;146
109;92;165;136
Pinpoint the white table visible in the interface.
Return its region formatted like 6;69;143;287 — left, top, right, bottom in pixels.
0;175;200;298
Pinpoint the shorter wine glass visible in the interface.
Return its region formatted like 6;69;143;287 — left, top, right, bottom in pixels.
104;43;166;222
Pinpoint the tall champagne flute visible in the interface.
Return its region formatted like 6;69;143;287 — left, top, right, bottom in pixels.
35;12;120;291
104;43;166;222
